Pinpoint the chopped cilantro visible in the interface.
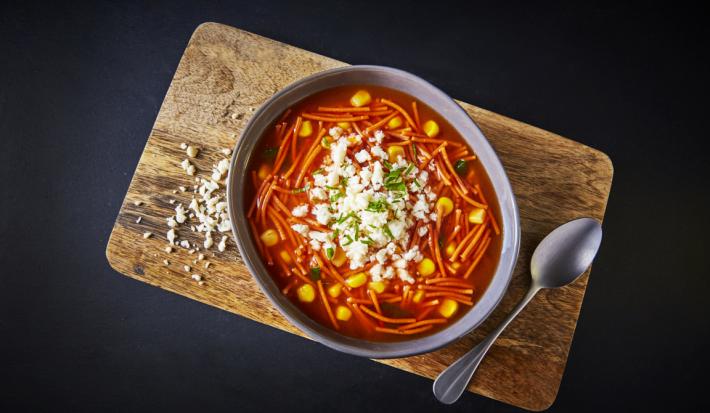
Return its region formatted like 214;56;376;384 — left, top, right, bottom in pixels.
312;168;325;175
383;224;394;240
292;184;310;194
342;235;354;246
310;267;321;281
454;159;468;175
326;247;334;260
366;199;388;212
262;147;278;161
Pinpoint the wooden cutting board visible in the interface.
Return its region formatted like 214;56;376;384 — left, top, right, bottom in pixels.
106;22;613;411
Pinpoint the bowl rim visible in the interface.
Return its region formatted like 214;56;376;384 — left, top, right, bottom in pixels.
227;65;520;359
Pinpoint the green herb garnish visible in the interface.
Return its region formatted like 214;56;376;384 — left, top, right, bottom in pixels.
383;224;394;240
336;212;357;224
330;192;344;202
454;159;468;175
310;267;321;281
360;237;374;245
262;147;278;161
325;247;334;260
366;199;388;212
291;184;310;194
312;168;325;175
342;235;354;246
321;136;331;148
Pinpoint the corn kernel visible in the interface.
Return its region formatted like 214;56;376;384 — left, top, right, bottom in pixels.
260;229;279;247
337;121;351;130
423;120;440;138
296;284;315;303
438;298;459;318
451;262;462;274
345;272;367;288
350;90;371;107
387;145;406;163
279;250;292;264
412;290;426;304
327;283;342;298
331;247;347;267
445;242;456;257
387;116;403;129
335;305;352;321
468;208;486;224
417;258;436;277
298;120;313;137
436;197;454;216
368;281;386;294
257;163;272;180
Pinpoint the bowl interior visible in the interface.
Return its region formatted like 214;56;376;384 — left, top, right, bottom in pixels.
227;66;520;358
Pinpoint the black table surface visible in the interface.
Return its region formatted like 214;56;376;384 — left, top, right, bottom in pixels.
2;1;708;411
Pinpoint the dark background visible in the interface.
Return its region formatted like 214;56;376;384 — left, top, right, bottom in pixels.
1;1;708;412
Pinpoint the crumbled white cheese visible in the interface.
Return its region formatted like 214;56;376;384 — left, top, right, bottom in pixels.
218;235;227;252
292;204;309;217
180;240;190;249
344;241;369;269
370;264;383;282
354;149;371;164
374;130;385;144
329;126;343;138
371;145;387;160
312;204;332;226
397;268;415;284
309;187;327;201
291;224;309;236
371;161;384;190
167;229;177;244
204;231;213;249
221;148;232;156
175;204;187;223
186;145;199;158
143;232;152;239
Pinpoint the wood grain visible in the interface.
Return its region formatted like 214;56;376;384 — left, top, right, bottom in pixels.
105;22;613;411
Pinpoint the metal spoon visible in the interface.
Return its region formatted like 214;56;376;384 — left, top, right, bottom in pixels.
433;217;603;404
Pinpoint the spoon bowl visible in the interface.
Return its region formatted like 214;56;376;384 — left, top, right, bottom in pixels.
531;217;603;288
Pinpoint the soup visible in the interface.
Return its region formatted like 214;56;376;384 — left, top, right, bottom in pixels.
246;86;501;341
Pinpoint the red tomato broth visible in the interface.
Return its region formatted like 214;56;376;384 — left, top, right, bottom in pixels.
245;85;502;341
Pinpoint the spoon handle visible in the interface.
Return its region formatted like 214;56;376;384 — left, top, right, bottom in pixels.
433;285;541;404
